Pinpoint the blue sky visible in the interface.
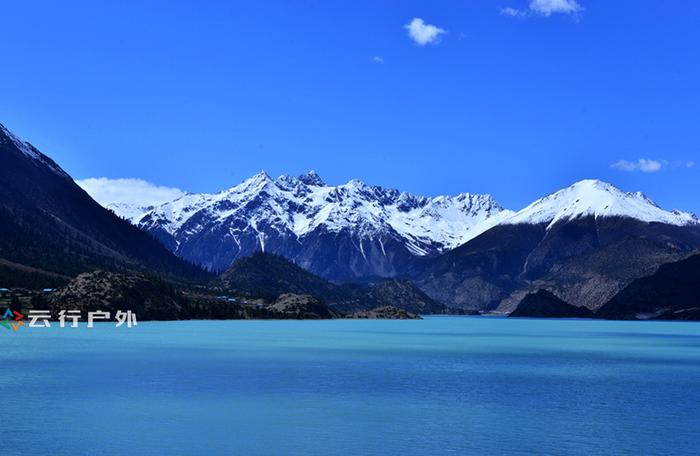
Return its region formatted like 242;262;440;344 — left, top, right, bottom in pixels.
1;0;699;212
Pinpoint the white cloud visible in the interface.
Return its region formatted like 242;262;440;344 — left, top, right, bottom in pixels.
373;56;384;63
501;0;583;18
529;0;582;16
77;177;185;208
610;159;663;173
500;7;527;17
687;161;695;168
404;18;446;46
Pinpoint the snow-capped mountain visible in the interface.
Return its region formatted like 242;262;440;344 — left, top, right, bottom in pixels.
416;179;700;311
111;170;511;277
502;179;698;228
97;174;700;281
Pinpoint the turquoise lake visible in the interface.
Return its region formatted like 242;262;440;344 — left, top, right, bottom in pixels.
2;317;699;455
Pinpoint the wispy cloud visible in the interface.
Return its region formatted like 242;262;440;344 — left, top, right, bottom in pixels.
530;0;583;16
500;7;527;18
404;18;446;46
610;159;696;173
611;159;664;173
501;0;583;19
77;177;185;207
373;56;384;63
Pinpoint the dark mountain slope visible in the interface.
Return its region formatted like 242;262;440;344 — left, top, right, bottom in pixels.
0;258;71;289
519;217;700;280
0;123;208;286
47;270;340;320
597;252;700;320
412;179;700;311
509;290;595;318
414;216;700;311
49;270;189;320
498;236;693;313
219;251;453;313
410;223;546;310
365;279;449;315
219;251;357;302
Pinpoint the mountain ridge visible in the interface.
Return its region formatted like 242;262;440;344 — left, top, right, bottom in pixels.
89;173;698;280
4;121;700;319
108;170;512;276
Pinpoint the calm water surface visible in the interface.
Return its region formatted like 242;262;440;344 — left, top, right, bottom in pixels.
2;317;699;455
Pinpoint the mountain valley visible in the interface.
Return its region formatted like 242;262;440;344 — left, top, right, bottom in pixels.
2;122;699;320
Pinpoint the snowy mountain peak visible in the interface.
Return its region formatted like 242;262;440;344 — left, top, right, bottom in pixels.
504;179;698;228
345;178;367;188
105;171;514;271
85;173;700;275
298;170;326;187
248;170;273;184
275;170;327;190
224;170;274;195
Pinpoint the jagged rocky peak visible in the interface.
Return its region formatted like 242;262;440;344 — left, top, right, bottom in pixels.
395;191;428;211
90;166;700;281
437;192;506;215
298;170;326;187
235;170;273;192
275;170;327;192
96;169;512;275
504;179;699;227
